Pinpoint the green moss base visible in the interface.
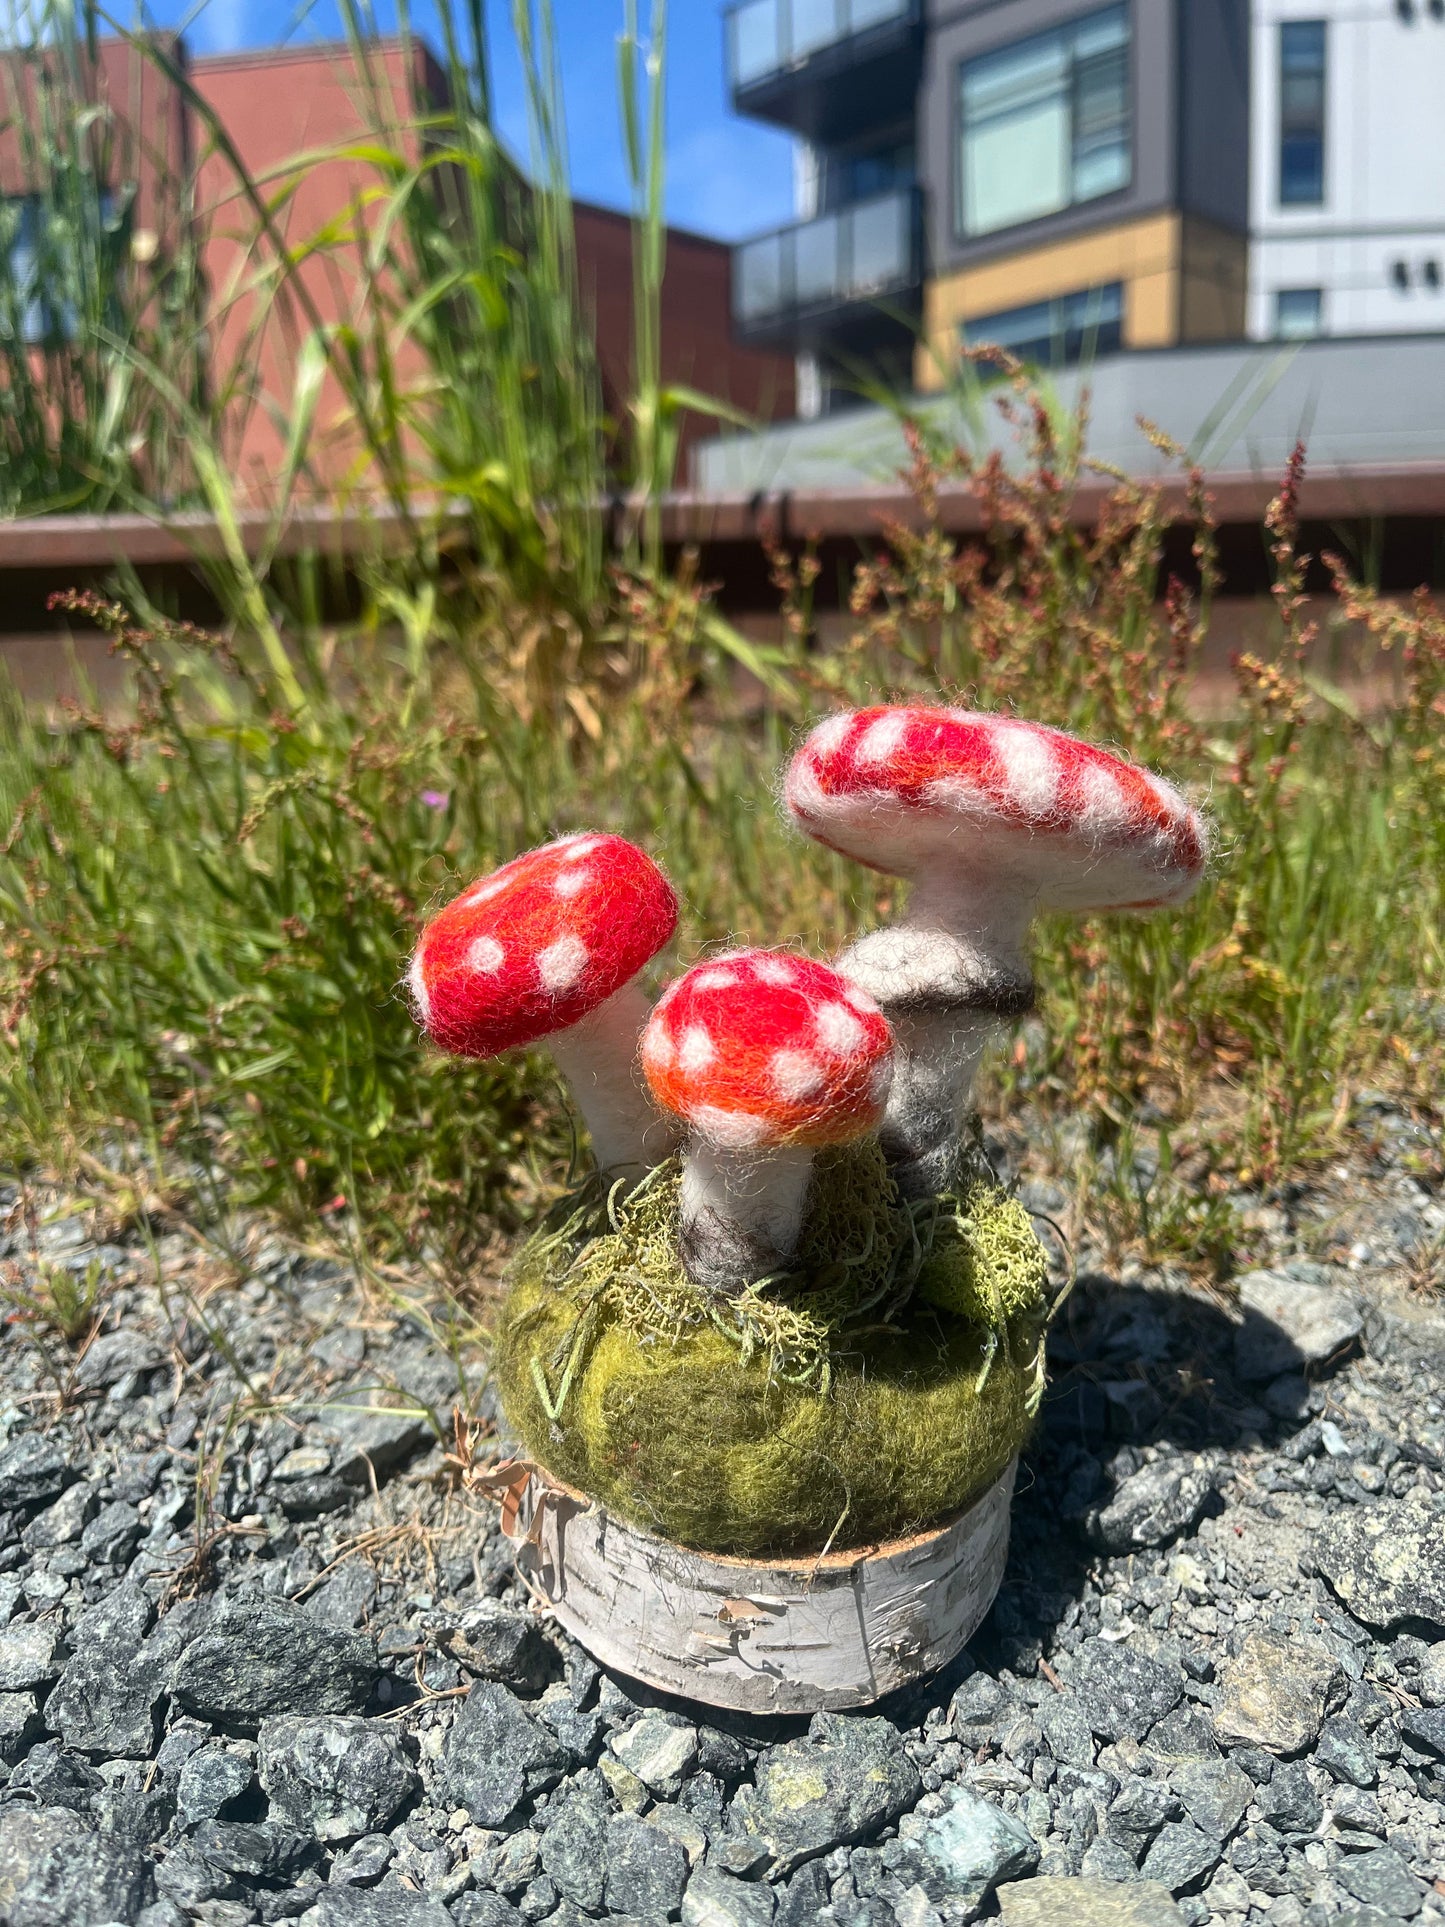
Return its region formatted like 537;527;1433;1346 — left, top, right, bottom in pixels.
493;1142;1050;1558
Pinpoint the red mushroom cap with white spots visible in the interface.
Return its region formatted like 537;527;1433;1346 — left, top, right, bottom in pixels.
785;707;1207;913
409;834;678;1058
641;950;894;1152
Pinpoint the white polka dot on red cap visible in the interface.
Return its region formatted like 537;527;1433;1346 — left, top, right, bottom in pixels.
770;1049;826;1103
687;1103;772;1151
537;934;588;994
678;1025;716;1073
815;1001;865;1056
466;936;505;974
553;867;593;899
753;956;797;987
406;953;431;1021
693;967;740;991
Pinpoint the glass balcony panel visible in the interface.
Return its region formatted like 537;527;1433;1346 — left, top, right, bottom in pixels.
736;231;787;322
793;210;843;307
730;0;781;88
849;0;910;30
790;0;842;62
847;193;908;297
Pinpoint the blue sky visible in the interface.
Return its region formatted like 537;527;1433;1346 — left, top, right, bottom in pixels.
148;0;797;240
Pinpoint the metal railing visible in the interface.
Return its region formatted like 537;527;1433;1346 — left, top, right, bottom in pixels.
726;0;915;93
733;187;920;331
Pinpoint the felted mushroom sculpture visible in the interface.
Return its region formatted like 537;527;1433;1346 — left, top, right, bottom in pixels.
641;949;895;1297
408;833;680;1176
785;707;1208;1198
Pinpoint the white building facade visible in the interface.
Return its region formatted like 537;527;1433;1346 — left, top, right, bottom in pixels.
1249;0;1445;341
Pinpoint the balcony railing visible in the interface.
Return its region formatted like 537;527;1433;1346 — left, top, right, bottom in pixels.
733;187;921;338
727;0;916;95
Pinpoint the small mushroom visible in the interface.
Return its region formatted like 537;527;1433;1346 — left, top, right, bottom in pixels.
785;706;1208;1196
641;949;895;1296
408;833;679;1175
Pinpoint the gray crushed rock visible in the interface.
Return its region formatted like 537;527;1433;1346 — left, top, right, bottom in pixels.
0;1101;1440;1926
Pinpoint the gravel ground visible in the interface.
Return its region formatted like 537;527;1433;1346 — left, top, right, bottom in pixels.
0;1091;1442;1927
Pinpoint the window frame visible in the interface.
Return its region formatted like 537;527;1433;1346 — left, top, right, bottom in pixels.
1277;19;1327;208
953;3;1133;246
961;280;1125;369
1273;286;1324;339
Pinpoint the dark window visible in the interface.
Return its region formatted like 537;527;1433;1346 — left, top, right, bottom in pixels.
823;135;915;211
962;282;1124;367
957;6;1130;240
1279;21;1326;206
1274;287;1322;338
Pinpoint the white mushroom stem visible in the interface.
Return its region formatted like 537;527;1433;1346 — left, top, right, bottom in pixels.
838;888;1036;1199
548;981;680;1176
678;1140;815;1298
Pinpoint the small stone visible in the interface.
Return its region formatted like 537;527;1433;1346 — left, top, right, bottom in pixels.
1170;1758;1252;1840
260;1714;420;1843
1211;1634;1344;1755
731;1712;921;1877
1315;1715;1378;1787
610;1713;700;1796
0;1617;63;1691
1335;1846;1424;1918
1233;1268;1363;1381
1257;1760;1322;1833
1397;1705;1445;1759
177;1747;254;1826
21;1480;96;1549
0;1431;73;1510
80;1498;143;1565
443;1680;571;1827
0;1688;42;1764
1331;1786;1385;1835
774;1861;830;1927
75;1328;166;1389
1417;1641;1445;1706
538;1793;609;1912
997;1875;1188;1925
328;1835;395;1887
1313;1492;1445;1633
1080;1837;1141;1884
47;1583;169;1758
446;1601;551;1692
0;1807;88;1915
645;1805;709;1870
1104;1779;1180;1860
297;1889;454;1926
1089;1457;1216;1554
604;1811;689;1919
682;1865;777;1927
451;1900;526;1927
897;1782;1040;1907
94;1784;176;1845
171;1592;378;1729
1071;1637;1184;1743
9;1828;156;1927
1139;1821;1221;1894
600;1754;650;1813
709;1836;770;1878
190;1819;314;1881
1040;1701;1096;1770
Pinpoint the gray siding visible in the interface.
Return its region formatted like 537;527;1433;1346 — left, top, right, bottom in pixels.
918;0;1178;276
1177;0;1250;232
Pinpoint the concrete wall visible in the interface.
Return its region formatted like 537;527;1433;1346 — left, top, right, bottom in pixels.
1249;0;1445;338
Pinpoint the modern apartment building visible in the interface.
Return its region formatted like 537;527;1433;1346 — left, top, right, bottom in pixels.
1248;1;1445;342
726;0;1445;412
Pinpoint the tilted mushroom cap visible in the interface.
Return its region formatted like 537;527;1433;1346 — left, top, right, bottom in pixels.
785;706;1207;912
409;834;677;1058
641;949;894;1151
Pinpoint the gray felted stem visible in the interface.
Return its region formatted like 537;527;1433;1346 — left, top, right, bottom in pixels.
549;980;680;1176
678;1140;815;1297
838;890;1035;1200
